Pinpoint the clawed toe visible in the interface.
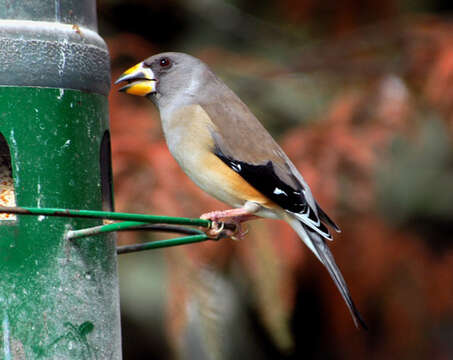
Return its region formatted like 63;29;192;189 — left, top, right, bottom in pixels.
204;221;236;240
206;220;224;237
200;209;257;240
202;218;249;241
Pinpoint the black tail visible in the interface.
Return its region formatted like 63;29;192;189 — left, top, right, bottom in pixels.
305;226;367;330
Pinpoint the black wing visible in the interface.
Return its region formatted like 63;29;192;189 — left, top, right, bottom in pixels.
214;147;338;239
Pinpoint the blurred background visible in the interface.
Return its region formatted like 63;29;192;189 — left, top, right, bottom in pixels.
100;0;453;359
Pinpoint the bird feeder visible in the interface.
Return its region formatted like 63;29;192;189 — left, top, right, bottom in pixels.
0;1;121;358
0;1;232;358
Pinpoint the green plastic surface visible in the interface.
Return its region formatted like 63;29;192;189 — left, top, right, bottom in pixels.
0;87;121;359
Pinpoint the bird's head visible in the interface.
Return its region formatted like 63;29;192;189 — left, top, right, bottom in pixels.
115;52;209;106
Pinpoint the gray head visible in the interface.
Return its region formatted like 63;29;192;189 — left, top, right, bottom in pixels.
115;52;213;109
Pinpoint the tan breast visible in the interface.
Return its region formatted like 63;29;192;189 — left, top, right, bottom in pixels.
161;104;275;208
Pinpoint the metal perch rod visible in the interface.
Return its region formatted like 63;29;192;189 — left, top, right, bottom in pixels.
0;206;234;254
0;205;210;227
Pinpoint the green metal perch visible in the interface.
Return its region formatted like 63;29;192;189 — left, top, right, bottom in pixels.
0;205;233;254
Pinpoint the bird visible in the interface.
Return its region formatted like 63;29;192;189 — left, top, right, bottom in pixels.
115;52;366;329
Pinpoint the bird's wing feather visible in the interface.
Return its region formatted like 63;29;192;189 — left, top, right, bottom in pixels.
201;102;297;187
214;146;334;240
200;87;339;238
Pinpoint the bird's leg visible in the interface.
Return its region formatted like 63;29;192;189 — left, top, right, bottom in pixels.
200;208;258;223
201;202;260;239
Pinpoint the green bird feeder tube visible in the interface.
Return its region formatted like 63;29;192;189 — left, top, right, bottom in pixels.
0;0;121;358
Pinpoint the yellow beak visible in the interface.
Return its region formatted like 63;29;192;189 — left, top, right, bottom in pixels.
115;62;156;96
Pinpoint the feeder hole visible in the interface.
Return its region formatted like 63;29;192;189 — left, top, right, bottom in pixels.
0;133;16;221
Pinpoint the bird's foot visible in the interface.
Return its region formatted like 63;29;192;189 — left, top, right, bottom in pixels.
201;209;257;240
203;220;228;239
230;222;249;241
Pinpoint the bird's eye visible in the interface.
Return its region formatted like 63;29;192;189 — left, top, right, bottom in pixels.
159;57;171;68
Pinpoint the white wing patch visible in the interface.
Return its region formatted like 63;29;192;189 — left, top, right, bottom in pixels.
292;208;333;241
231;163;242;172
273;187;287;196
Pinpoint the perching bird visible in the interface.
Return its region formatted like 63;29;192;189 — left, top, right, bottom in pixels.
115;52;366;329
